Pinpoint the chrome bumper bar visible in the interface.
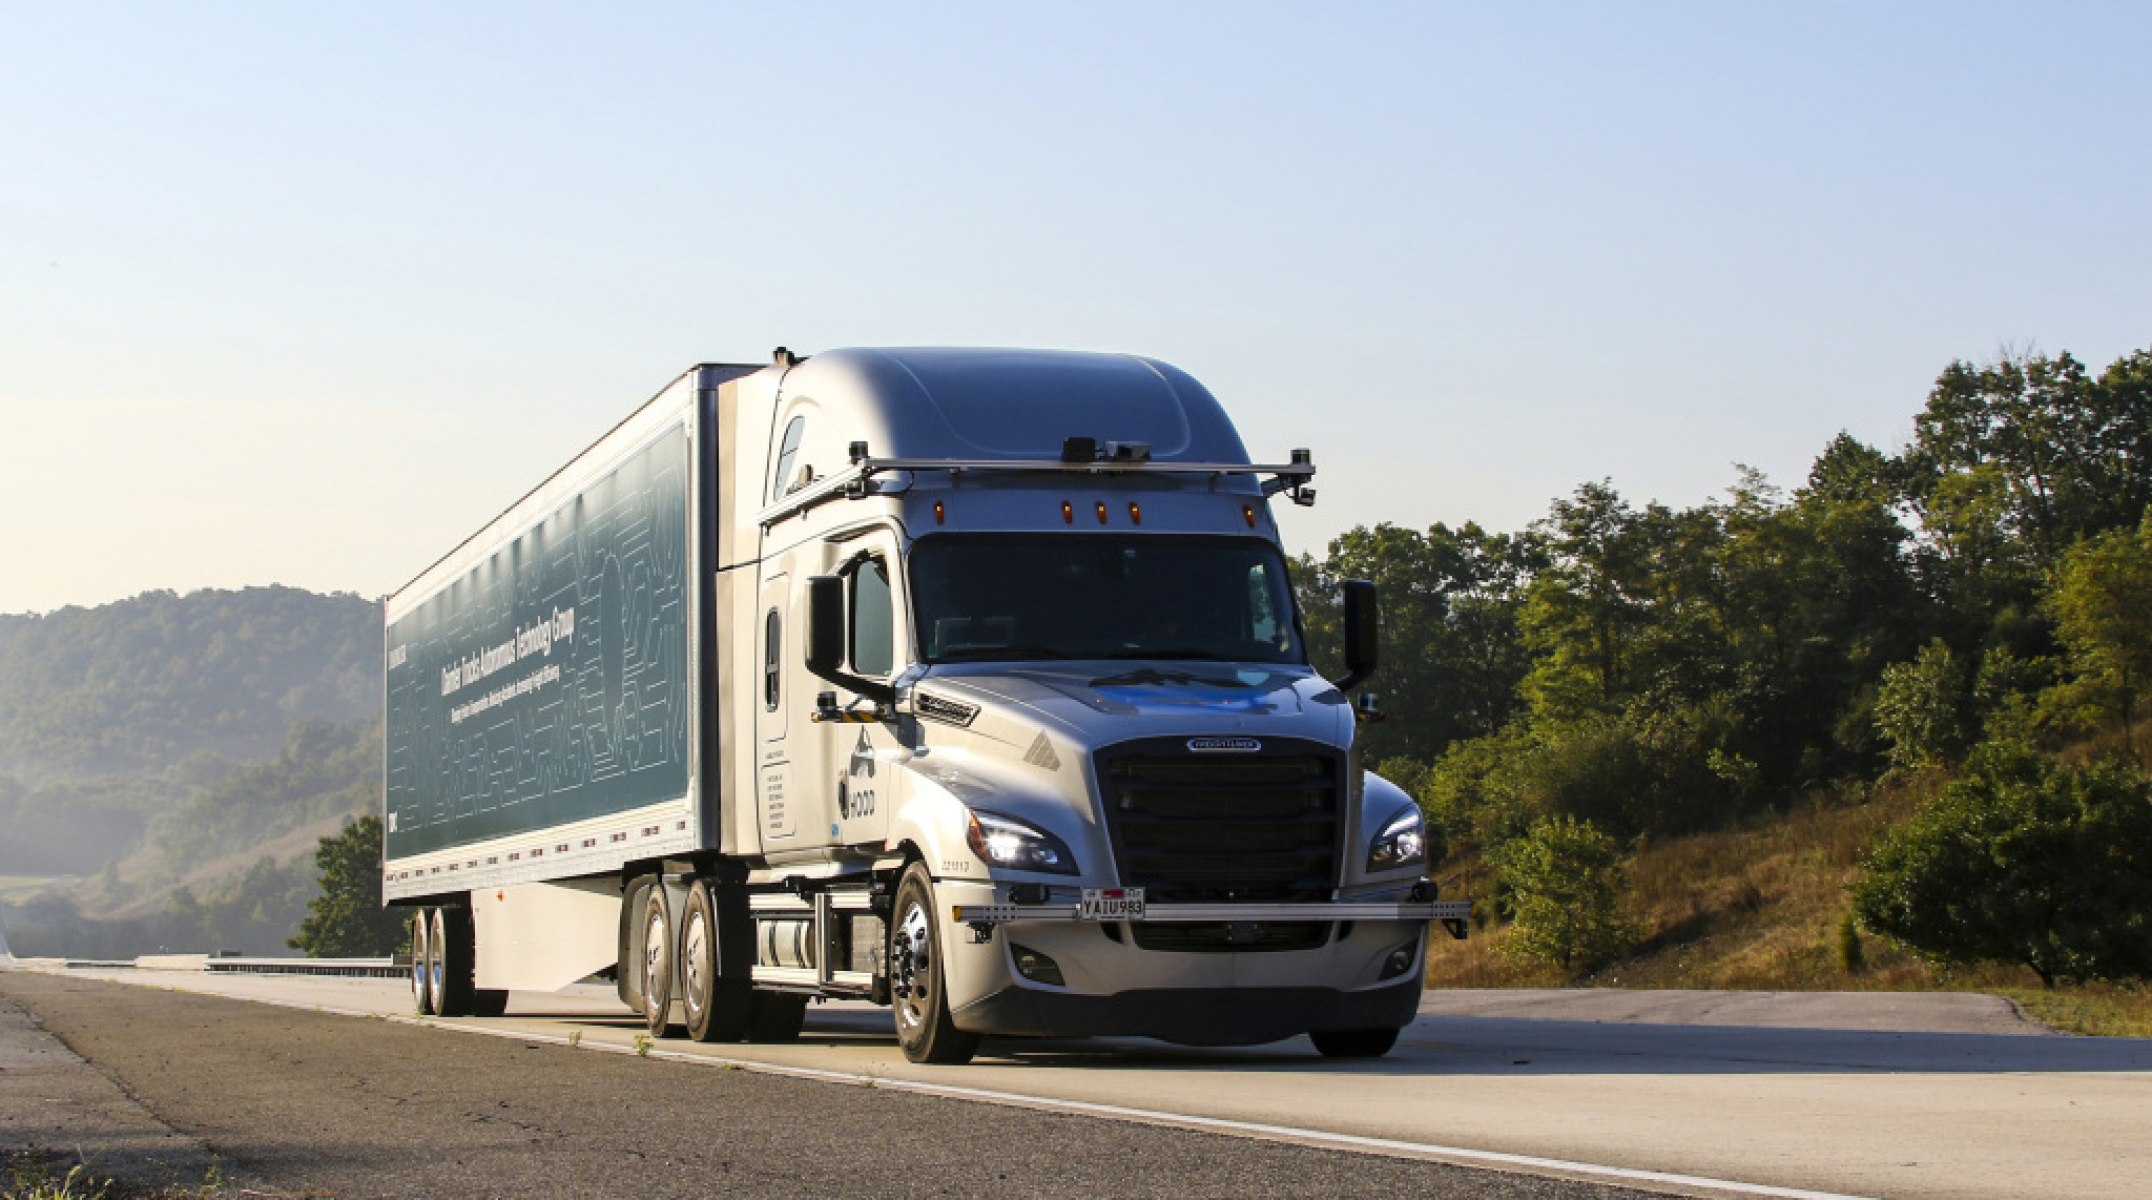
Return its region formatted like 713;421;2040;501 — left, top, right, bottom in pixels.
952;900;1471;925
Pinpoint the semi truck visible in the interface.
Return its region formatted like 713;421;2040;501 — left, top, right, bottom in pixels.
382;346;1467;1063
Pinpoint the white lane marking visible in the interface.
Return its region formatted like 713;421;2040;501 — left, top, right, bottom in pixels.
46;968;1871;1200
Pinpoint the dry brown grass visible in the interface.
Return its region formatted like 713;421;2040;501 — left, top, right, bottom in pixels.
2002;984;2152;1038
1422;775;2152;1036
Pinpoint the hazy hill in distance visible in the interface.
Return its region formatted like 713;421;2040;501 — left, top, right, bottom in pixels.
0;585;380;783
0;586;381;880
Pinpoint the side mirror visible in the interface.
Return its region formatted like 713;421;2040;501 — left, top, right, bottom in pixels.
805;575;896;706
806;576;845;678
1337;579;1380;693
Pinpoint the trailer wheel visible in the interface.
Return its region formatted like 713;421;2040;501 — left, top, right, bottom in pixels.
1309;1027;1400;1058
432;906;476;1017
748;992;808;1043
616;876;660;1014
410;909;434;1015
639;886;679;1038
889;864;980;1065
680;881;751;1042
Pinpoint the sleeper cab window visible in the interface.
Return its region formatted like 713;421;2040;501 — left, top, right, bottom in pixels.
849;557;894;678
771;415;806;503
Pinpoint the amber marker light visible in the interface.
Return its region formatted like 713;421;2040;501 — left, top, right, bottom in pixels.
1128;502;1142;525
1243;504;1258;528
933;500;946;525
1095;501;1109;524
1061;501;1074;524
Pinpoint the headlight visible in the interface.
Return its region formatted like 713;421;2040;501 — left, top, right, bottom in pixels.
1367;805;1427;872
965;809;1079;875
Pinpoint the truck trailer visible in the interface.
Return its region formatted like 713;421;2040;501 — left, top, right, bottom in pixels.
383;346;1467;1063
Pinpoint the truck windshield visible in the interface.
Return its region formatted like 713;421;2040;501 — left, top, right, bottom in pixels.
908;535;1305;665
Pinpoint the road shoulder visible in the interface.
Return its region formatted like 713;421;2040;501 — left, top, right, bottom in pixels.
0;974;230;1194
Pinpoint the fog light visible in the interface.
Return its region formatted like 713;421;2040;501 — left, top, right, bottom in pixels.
1379;941;1418;981
1011;943;1065;986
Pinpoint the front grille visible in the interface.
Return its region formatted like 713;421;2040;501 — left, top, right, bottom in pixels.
1097;738;1344;904
1130;922;1332;953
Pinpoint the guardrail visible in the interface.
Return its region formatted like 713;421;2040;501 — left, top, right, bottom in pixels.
206;956;407;979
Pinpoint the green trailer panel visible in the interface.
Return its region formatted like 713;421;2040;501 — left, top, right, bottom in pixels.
384;425;692;860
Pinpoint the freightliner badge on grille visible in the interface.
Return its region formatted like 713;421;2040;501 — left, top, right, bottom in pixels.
1186;736;1262;753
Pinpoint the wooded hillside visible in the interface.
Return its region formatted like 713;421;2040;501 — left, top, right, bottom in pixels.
0;588;381;953
1296;342;2152;994
0;585;378;785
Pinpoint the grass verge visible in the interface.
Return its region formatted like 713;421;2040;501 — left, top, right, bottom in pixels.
2;1149;222;1199
1424;778;2152;1038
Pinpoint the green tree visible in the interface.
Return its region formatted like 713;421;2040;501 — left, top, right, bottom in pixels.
1488;815;1640;972
1852;742;2152;986
1874;639;1971;772
1295;521;1540;762
290;816;404;957
2045;517;2152;763
1518;482;1660;721
1900;347;2152;632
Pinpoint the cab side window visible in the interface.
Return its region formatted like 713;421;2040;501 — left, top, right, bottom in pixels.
771;415;806;503
849;557;894;678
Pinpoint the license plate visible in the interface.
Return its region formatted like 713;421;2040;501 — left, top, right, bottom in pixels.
1079;887;1145;920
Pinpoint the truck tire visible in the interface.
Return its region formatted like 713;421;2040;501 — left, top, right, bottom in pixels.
410;909;434;1016
748;992;808;1043
432;906;477;1017
639;886;679;1038
889;863;980;1065
1309;1027;1400;1058
616;875;660;1014
680;881;752;1043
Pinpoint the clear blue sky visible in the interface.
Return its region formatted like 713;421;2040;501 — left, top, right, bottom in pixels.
4;2;2147;613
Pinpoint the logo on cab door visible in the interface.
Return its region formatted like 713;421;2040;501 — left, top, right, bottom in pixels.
838;728;878;819
1187;736;1262;753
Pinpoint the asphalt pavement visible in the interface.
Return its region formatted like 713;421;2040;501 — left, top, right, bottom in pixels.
0;971;1649;1199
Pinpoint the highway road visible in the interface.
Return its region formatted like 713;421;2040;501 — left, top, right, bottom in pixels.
9;961;2152;1198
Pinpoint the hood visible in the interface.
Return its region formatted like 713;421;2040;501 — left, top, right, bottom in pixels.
911;661;1351;753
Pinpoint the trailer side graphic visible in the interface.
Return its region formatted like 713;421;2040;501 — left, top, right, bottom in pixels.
385;426;691;859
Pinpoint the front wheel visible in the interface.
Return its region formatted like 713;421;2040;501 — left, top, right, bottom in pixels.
888;863;980;1065
1310;1027;1400;1058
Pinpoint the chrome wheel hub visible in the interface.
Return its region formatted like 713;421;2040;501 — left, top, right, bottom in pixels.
892;901;932;1030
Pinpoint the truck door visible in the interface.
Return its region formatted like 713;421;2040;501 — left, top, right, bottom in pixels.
813;532;905;850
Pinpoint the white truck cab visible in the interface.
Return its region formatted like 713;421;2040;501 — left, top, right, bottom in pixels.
384;347;1465;1064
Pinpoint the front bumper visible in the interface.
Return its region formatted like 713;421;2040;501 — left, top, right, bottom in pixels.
956;977;1425;1044
952;898;1472;929
935;886;1467;1045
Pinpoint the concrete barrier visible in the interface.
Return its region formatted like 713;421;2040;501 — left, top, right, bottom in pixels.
135;954;212;972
